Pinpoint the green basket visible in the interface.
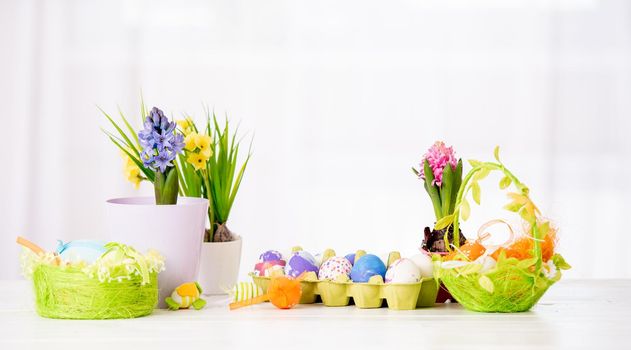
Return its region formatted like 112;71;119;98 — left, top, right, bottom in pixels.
22;242;164;319
432;151;570;313
32;265;158;319
438;263;556;312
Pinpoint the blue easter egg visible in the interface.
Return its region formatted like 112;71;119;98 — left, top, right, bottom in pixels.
345;253;356;265
350;254;386;283
56;240;107;264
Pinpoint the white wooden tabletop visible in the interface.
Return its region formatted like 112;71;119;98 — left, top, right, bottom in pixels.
0;279;627;350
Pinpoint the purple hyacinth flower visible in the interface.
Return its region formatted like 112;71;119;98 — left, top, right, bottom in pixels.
172;133;185;154
153;150;173;173
137;106;184;173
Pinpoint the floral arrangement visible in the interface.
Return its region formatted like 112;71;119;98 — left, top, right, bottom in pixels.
102;104;184;205
176;113;251;242
432;147;571;312
103;102;251;242
413;141;465;253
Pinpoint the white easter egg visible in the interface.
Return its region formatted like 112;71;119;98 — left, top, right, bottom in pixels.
385;258;421;283
410;253;434;278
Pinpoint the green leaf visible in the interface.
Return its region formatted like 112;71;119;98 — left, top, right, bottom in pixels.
478;275;494;293
552;254;572;270
473;167;491;181
460;199;471;221
493;145;500;162
434;214;454;230
499;176;512;189
440;164;454;216
519;206;534;222
99;106;138;154
411;167;420;176
449;159;463;214
471;182;481;205
468;159;482;167
423;160;442;219
504;201;523;212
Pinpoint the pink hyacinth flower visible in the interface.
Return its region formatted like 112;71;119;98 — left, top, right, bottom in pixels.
420;141;457;187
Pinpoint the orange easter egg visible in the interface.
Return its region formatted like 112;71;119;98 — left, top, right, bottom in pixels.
268;276;302;309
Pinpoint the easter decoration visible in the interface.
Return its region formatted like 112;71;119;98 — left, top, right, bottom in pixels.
165;282;206;310
230;276;303;310
433;146;571;312
18;236;164;319
176;113;251;294
412;141;466;253
102;105;184;205
250;248;438;310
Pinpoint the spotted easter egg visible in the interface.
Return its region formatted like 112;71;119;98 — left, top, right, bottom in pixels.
285;251;319;278
350;254;386;283
385;258;421;283
318;256;353;280
410;253;434;278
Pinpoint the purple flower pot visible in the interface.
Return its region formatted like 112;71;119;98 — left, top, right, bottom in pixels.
105;196;208;308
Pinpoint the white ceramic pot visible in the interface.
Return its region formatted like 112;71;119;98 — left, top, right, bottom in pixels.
104;196;208;308
198;236;242;295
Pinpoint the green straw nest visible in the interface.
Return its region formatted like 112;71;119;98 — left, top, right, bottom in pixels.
32;265;158;319
22;242;164;319
437;262;557;313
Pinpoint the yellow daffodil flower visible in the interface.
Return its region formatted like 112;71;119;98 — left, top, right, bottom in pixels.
184;133;197;151
120;150;143;189
177;118;194;135
176;119;190;130
187;151;208;171
124;165;142;189
195;134;213;158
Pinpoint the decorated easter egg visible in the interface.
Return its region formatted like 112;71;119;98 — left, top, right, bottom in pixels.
56;240;107;264
385;258;421;283
344;253;356;265
285;251;319;278
254;260;286;277
410;253;434;278
350;254;386;283
259;250;284;262
318;256;353;280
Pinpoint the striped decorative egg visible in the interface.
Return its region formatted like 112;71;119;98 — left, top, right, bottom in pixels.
232;282;264;302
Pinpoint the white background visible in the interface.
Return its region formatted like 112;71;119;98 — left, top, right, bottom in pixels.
1;0;630;279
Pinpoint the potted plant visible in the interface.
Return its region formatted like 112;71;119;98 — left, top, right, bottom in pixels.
412;141;465;302
413;141;466;253
102;103;208;307
175;113;251;294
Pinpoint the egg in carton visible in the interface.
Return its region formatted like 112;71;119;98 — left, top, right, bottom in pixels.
250;248;438;310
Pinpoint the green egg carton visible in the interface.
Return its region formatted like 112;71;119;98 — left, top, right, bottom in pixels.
250;249;438;310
